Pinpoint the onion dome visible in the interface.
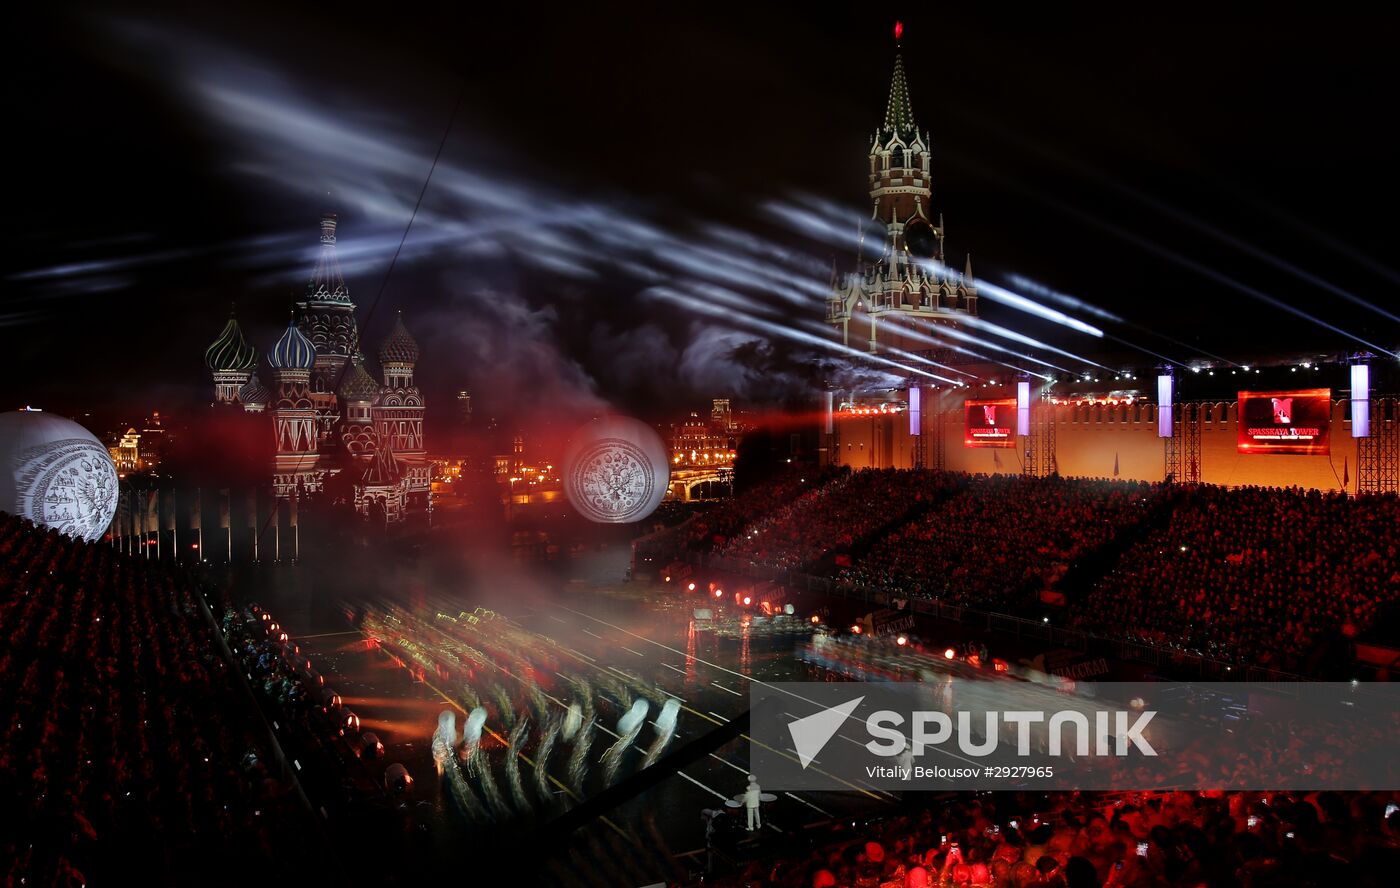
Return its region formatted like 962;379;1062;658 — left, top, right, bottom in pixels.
378;312;420;365
205;315;257;372
238;372;270;406
268;319;316;370
337;354;380;403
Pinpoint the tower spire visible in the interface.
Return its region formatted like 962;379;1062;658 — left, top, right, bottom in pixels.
308;210;351;304
884;53;916;135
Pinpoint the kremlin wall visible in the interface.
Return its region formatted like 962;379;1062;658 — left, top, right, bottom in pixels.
828;383;1396;492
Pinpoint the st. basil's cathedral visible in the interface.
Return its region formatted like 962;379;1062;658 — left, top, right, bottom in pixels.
202;212;429;524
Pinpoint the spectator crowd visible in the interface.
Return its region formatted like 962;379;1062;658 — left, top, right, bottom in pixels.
720;470;959;569
1074;485;1400;671
843;475;1158;609
702;787;1400;887
0;513;314;885
681;470;1400;672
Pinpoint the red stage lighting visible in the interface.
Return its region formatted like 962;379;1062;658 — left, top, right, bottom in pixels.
896;635;908;646
851;625;862;634
944;647;956;660
687;582;696;591
810;615;821;624
742;595;751;606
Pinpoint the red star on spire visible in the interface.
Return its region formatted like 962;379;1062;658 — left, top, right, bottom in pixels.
894;21;904;42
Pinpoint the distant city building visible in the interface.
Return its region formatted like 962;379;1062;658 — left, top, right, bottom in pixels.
202;212;430;523
710;398;735;432
669;403;741;468
109;428;142;475
456;389;472;426
106;412;168;477
138;412;167;468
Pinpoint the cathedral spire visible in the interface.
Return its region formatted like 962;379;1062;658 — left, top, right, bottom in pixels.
884;53;916;135
307;210;351;304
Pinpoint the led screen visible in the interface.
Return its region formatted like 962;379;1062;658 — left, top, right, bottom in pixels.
964;399;1017;448
1237;388;1330;455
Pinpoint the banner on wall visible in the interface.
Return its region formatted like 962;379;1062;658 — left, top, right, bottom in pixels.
964;399;1017;448
1237;388;1331;455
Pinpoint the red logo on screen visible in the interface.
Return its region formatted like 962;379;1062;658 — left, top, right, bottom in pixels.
982;405;997;426
1272;398;1293;424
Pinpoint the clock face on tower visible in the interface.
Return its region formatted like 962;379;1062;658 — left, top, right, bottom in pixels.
904;220;939;263
861;217;887;251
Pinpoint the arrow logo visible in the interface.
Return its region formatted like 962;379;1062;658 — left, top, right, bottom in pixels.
787;696;864;769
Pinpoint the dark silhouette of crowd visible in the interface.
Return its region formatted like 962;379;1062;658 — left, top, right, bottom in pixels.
842;475;1158;608
701;788;1400;887
721;469;958;569
1074;485;1400;671
0;513;313;886
686;467;837;552
682;471;1400;673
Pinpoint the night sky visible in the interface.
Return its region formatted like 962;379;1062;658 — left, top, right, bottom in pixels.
4;2;1399;431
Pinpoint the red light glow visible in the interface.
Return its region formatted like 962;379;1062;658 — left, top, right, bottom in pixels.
687;582;696;591
944;647;957;660
894;21;903;41
852;625;862;634
742;595;752;606
896;635;908;646
810;615;820;624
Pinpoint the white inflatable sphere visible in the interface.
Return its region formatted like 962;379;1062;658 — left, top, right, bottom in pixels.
563;415;669;524
0;410;119;542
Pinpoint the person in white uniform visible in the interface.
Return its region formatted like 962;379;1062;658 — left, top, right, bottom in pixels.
743;775;762;831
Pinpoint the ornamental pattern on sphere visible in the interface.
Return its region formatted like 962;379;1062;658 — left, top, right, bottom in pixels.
569;438;656;523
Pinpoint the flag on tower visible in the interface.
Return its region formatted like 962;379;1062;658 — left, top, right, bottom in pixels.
1114;452;1120;477
1343;458;1350;489
189;489;201;530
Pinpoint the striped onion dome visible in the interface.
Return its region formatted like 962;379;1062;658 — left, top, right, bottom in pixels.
204;316;257;372
337;354;380;402
268;319;316;370
378;312;420;364
238;372;270;406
